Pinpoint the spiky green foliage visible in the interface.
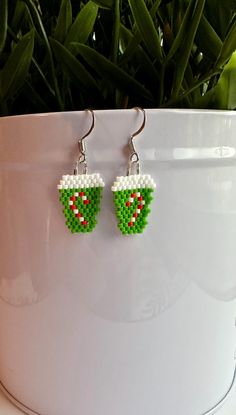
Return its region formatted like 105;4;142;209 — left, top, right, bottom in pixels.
1;0;236;115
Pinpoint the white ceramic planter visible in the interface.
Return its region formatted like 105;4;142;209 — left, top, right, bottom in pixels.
0;109;236;415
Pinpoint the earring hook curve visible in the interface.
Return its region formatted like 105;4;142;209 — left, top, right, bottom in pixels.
131;107;146;139
127;107;146;176
79;108;95;146
74;109;95;175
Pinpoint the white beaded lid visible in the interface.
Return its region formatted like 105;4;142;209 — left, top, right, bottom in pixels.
57;173;105;189
111;174;156;191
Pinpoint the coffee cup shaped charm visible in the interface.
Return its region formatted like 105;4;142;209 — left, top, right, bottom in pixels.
112;174;156;235
58;174;105;233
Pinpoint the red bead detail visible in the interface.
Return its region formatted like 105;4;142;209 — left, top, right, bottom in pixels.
76;212;82;218
82;221;88;226
84;200;90;205
133;213;138;218
128;222;134;227
138;204;143;209
70;205;76;210
70;196;76;201
131;193;136;198
79;192;84;196
138;196;143;201
126;201;131;207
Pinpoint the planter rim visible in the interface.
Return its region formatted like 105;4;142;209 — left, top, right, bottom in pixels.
0;108;236;122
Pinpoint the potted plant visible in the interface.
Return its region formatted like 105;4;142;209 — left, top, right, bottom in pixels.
0;1;236;415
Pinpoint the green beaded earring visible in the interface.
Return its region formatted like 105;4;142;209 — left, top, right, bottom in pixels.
111;108;156;235
57;110;105;233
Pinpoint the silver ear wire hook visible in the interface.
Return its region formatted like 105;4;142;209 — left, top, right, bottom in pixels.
127;107;146;176
74;109;95;175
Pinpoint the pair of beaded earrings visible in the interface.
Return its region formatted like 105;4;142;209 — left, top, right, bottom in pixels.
57;108;156;235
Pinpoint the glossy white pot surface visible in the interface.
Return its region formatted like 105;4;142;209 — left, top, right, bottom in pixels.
0;109;236;415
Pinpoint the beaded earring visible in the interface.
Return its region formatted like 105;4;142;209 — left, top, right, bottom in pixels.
111;108;156;235
57;110;105;233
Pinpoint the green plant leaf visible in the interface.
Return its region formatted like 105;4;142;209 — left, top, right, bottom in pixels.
119;25;160;89
163;69;221;108
54;0;72;43
0;0;8;53
172;0;206;97
205;0;234;39
31;57;55;96
166;0;196;61
91;0;113;8
217;18;236;67
170;0;184;36
71;42;154;102
195;15;222;61
121;0;161;65
10;0;27;34
50;38;101;96
110;0;120;64
128;0;162;61
0;29;34;101
8;22;53;96
23;0;63;109
214;51;236;109
65;1;98;48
